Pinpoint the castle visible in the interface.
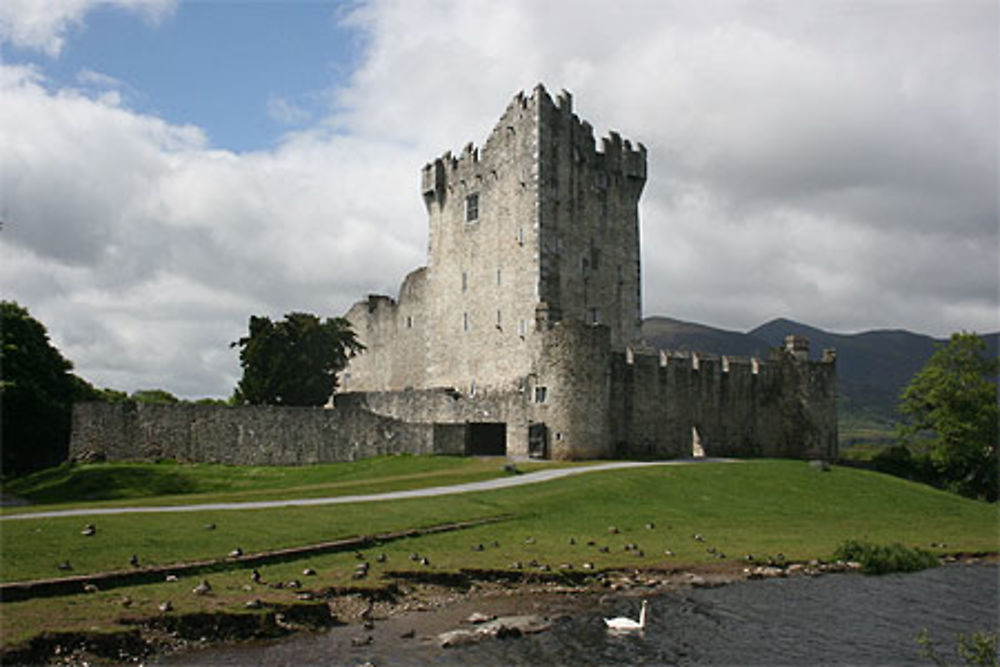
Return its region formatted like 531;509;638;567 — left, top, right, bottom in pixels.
69;86;837;465
335;85;838;461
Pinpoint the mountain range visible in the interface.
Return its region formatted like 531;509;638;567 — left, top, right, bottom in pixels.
640;316;999;435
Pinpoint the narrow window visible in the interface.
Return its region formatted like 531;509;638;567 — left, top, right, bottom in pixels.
465;192;479;222
496;309;502;328
463;312;469;332
590;307;600;324
496;268;502;286
518;319;527;338
517;227;525;246
534;386;547;403
406;315;413;329
461;271;468;293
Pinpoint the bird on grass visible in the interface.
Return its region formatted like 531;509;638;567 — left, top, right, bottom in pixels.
604;600;649;633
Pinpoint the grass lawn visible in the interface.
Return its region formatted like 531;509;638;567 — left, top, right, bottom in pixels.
0;455;581;511
1;459;996;647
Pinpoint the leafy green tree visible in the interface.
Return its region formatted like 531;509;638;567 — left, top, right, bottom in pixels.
130;389;180;404
898;332;998;501
230;312;363;406
1;301;102;476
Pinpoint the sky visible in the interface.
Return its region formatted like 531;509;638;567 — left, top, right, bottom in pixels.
1;0;997;400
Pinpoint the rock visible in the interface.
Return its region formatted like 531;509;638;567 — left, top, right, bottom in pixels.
466;612;494;624
438;629;479;648
165;574;179;582
809;459;831;472
400;629;415;639
351;635;373;647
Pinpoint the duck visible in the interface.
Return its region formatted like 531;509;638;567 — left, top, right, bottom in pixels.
603;600;648;632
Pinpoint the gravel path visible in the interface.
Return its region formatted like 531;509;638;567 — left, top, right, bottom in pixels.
0;458;733;521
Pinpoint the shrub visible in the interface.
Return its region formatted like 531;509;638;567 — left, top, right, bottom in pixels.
833;539;939;575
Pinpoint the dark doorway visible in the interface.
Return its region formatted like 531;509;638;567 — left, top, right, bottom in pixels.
466;422;506;456
528;422;549;459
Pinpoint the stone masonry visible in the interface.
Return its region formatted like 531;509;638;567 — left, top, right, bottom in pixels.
69;85;837;465
338;85;838;461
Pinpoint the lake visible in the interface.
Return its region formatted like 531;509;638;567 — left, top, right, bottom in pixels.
157;561;998;666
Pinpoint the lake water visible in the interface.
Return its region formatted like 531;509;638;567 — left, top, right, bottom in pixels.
158;562;998;666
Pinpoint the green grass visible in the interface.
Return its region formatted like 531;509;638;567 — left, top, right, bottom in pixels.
0;455;578;511
833;539;939;574
1;459;996;647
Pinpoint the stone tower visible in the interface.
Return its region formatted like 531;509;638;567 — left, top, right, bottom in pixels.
337;85;836;462
343;84;647;395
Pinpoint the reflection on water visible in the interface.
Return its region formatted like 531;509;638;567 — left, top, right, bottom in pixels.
158;562;998;666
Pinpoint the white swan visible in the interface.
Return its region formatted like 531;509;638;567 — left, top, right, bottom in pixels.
603;600;648;632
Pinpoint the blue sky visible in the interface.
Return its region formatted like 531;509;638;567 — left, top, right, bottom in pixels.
1;0;996;398
8;1;364;151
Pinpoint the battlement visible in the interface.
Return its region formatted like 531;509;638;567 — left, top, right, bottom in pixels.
421;84;646;205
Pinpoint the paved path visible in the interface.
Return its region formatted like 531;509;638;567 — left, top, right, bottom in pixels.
0;458;733;521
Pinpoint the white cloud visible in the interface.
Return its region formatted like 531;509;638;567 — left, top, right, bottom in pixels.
266;95;312;126
0;0;176;56
1;0;996;399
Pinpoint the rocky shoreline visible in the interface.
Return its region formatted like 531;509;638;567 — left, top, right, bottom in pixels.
3;555;995;665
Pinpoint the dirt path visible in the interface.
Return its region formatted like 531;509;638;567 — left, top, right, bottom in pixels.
0;458;733;521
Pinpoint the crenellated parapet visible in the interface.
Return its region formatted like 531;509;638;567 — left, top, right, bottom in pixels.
421;84;647;210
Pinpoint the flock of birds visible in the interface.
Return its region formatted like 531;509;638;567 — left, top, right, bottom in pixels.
61;518;782;635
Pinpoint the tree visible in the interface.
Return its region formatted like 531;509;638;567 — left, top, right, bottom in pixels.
130;389;180;404
1;301;102;477
230;312;363;406
898;332;998;501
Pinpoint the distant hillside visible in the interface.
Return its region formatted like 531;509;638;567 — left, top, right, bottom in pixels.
641;317;773;358
641;316;999;435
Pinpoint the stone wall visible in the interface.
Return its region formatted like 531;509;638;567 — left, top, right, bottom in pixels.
69;403;436;465
609;347;838;460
